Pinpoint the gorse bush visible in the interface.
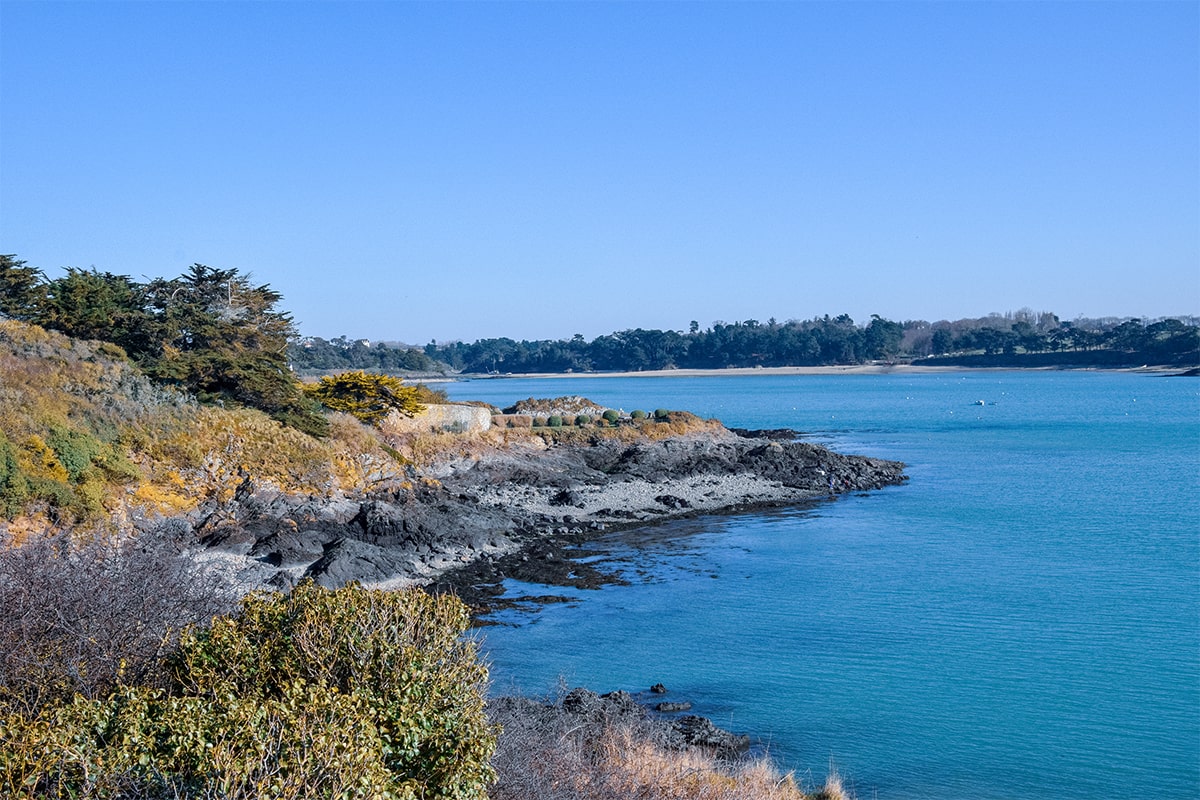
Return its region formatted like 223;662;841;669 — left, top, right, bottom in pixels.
304;370;426;425
0;581;496;800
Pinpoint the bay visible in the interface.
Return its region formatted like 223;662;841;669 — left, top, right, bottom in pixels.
443;371;1200;799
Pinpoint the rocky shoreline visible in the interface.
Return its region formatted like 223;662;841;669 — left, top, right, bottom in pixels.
181;423;907;611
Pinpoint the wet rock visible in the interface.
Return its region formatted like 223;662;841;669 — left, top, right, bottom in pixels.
674;715;751;754
655;701;692;713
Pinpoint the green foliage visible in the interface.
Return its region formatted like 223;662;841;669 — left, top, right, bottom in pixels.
137;264;326;434
44;425;103;482
601;410;620;423
42;269;152;354
0;255;46;321
0;432;30;517
289;335;445;374
411;382;450;405
548;415;564;428
575;414;592;426
0;582;496;800
630;410;647;420
304;371;426;425
654;409;670;420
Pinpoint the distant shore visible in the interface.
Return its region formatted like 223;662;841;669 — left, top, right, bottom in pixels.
447;363;1183;381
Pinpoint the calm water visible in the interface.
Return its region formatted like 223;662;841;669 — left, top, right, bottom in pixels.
443;372;1200;799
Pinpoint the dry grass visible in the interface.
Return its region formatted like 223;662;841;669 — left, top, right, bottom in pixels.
488;696;849;800
0;321;411;527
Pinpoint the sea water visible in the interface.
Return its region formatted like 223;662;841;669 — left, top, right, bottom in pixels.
442;372;1200;799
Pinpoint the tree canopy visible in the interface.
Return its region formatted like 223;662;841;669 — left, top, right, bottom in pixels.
1;259;327;437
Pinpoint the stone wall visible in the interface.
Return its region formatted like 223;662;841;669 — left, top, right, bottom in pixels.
383;404;493;434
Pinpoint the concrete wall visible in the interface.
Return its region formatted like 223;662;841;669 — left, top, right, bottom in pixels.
384;403;493;434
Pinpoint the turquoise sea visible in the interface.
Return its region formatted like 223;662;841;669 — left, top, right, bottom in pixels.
443;372;1200;799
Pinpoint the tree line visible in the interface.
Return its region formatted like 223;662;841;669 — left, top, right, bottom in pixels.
292;335;443;374
6;255;1195;385
339;312;1195;374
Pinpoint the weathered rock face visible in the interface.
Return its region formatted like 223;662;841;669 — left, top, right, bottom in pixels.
174;426;906;598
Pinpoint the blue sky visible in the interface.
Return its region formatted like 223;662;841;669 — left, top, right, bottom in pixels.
2;1;1196;342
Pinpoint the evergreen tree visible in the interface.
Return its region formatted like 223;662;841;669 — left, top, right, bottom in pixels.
0;255;46;321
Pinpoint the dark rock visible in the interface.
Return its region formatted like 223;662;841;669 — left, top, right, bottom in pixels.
199;525;256;555
728;427;799;440
650;683;668;694
266;570;297;591
655;701;692;713
549;488;584;507
303;537;413;589
674;715;751;753
249;529;327;567
655;494;691;509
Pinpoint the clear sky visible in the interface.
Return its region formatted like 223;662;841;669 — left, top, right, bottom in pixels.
2;1;1197;343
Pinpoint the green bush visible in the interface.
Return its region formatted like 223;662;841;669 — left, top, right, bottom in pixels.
0;433;30;517
0;581;496;800
548;415;564;428
654;408;671;420
630;410;647;420
44;425;102;482
602;410;620;423
575;414;592;426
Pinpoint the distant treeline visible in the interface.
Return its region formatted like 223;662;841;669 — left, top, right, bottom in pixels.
292;335;443;374
291;311;1199;374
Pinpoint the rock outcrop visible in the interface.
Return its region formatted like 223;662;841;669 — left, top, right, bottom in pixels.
175;424;906;603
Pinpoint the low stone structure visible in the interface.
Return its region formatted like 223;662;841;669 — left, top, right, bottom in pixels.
383;403;492;434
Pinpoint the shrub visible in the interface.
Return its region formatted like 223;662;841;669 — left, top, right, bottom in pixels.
0;530;234;716
533;417;548;428
411;382;450;405
0;432;30;516
0;581;496;800
575;414;592;426
654;409;671;420
631;410;647;420
548;415;564;428
602;410;621;423
303;371;426;425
